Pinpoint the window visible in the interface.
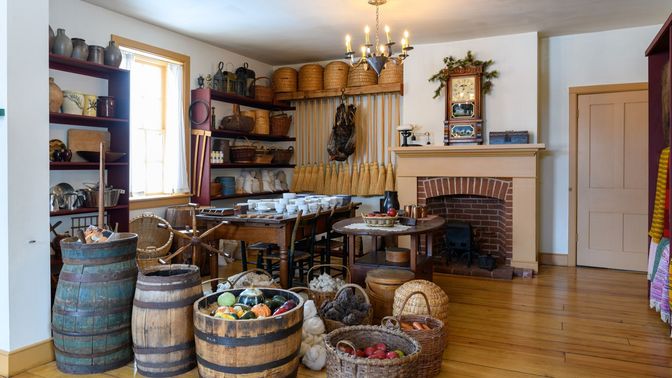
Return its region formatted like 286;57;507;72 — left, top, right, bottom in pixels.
114;36;191;205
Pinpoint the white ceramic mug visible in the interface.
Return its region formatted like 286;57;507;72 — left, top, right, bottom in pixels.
62;91;84;115
298;204;309;213
283;192;297;199
286;204;297;214
275;203;286;213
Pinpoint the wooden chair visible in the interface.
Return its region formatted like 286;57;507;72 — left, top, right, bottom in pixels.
314;203;353;272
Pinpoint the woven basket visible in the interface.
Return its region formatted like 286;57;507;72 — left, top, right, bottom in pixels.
393;280;450;325
383;291;447;378
272;67;298;93
129;213;174;257
230;138;255;163
324;61;349;90
270;113;292;136
324;325;421;378
136;250;169;273
253;76;274;102
298;63;324;91
379;61;403;84
241;109;256;121
254;146;273;164
320;283;373;332
271;146;294;164
348;61;378;87
307;264;351;309
254;109;270;134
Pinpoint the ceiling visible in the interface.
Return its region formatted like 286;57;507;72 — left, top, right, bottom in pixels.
84;0;670;65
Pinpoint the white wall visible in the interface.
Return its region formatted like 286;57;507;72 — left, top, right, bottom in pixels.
0;0;50;351
539;25;659;255
402;32;539;143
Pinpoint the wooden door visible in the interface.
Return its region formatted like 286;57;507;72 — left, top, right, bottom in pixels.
577;90;648;270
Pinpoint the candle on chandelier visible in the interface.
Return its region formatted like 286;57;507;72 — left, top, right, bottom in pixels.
385;25;391;44
345;34;352;53
361;45;366;59
404;30;410;47
364;25;370;45
379;44;386;55
401;37;407;50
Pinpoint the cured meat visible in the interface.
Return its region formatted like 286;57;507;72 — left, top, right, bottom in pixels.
327;103;356;161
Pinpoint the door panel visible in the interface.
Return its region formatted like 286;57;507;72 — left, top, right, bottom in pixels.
577;90;648;271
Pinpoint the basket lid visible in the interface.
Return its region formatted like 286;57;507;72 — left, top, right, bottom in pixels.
366;268;415;284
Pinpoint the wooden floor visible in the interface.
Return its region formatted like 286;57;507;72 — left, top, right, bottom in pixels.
16;265;672;378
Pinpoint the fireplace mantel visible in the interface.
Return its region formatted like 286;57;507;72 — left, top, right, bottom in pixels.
392;143;545;273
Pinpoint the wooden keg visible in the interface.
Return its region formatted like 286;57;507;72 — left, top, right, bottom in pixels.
323;61;349;89
52;234;138;374
194;288;304;377
298;64;324;91
365;268;415;324
132;264;202;377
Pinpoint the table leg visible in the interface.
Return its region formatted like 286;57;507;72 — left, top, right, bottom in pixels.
426;233;433;257
209;249;218;291
410;234;418;272
279;247;289;289
348;235;356;272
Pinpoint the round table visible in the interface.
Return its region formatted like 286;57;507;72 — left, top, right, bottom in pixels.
332;216;445;284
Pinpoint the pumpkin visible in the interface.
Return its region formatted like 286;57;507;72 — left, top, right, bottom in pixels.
252;303;272;318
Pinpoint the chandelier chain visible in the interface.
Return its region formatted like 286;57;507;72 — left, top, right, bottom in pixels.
375;4;380;52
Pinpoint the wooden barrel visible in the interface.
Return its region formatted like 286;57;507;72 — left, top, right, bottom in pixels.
52;234;138;374
194;288;304;377
365;269;415;324
132;264;202;377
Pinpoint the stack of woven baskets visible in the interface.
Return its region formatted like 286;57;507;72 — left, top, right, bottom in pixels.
130;214;174;272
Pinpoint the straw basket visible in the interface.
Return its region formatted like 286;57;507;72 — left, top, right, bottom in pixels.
348;61;377;87
130;213;174;257
324;325;421;378
253;76;274;102
393;280;450;325
379;61;403;84
136;248;168;273
272;67;298;93
254;109;270;134
307;264;350;309
320;283;373;332
298;64;324;91
323;61;349;90
241;109;256;121
254;146;274;164
270;113;292;136
382;291;447;378
230;138;255;163
271;146;294;164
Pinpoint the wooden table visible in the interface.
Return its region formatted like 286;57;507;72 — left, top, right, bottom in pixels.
197;205;357;288
332;216;446;285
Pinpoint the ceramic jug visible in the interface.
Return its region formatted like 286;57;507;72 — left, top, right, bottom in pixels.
87;45;104;65
62;91;84;115
104;40;122;67
52;28;72;56
382;190;400;213
49;26;55;51
70;38;88;60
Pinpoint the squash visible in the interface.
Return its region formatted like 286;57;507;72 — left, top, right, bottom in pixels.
238;288;265;306
252;303;272;318
264;298;282;311
239;310;257;320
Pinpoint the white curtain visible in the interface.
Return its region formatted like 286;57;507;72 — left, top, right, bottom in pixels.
120;51;144;195
164;63;190;194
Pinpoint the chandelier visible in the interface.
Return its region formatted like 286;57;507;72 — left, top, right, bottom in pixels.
344;0;413;76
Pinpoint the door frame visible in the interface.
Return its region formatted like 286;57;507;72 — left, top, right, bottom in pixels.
568;82;648;266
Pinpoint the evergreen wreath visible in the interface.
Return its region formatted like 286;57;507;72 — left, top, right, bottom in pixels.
428;51;499;99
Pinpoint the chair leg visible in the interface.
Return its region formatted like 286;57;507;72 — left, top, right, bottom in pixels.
342;236;348;267
240;241;248;270
256;251;263;269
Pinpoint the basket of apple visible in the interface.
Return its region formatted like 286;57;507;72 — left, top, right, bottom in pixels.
361;208;399;227
324;325;421;377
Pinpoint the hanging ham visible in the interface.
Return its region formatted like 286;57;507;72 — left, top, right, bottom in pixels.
327;103;356;161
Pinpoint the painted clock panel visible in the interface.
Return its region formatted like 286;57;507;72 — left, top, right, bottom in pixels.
451;77;476;102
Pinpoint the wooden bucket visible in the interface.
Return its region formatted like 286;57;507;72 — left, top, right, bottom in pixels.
347;62;377;87
194;288;304;377
52;234;138;374
132;264;202;377
298;64;324;91
365;269;415;324
323;61;349;89
379;61;403;84
272;67;298;93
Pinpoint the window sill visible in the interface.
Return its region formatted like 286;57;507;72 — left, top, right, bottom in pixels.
129;193;191;210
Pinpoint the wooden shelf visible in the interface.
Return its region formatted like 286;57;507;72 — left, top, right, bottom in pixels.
274;83;403;101
194;88;295;111
49;53;129;79
211;163;295;169
211;130;296;142
50;205;129;217
50;112;129;127
211;191;289;201
50;162;128;170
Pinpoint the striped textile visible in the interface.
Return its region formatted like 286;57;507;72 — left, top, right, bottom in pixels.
649;148;670;243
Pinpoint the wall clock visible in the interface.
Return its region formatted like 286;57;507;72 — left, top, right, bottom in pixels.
444;65;484;145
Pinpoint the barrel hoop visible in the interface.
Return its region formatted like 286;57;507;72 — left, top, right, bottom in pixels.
59;269;138;283
54;341;131;358
194;320;302;347
52;304;132;317
137;362;196;378
135;277;202;292
137;355;196;368
55;357;131;375
52;323;130;337
133;294;202;309
196;347;298;374
133;340;195;355
63;253;134;265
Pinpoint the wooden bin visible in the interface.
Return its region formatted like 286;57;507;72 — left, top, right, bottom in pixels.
132;264;202;377
365;268;415;324
323;61;349;90
52;234;138;374
379;61;403;84
272;67;298;93
194;288;304;377
348;62;377;87
254;110;270;135
298;64;324;91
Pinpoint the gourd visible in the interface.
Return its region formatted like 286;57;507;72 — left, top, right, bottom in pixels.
238;288;265;306
252;303;272;318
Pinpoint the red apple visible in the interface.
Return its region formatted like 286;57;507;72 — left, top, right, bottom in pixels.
369;350;386;359
356;349;367;357
386;351;400;359
387;208;398;217
338;345;353;355
364;346;377;356
374;343;387;352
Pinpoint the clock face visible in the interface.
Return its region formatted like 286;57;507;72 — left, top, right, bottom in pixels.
451;76;476;102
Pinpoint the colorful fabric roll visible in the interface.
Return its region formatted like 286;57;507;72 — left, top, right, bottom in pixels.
649;148;669;243
648;240;660;280
650;238;670;323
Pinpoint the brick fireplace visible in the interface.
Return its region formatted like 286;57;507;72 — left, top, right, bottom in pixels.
392;144;545;272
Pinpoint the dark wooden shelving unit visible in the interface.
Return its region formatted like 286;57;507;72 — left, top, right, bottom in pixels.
50;205;129;217
211;191;289;201
49;112;128;128
211;129;295;142
50;161;128;170
199;88;295;111
211;163;296;169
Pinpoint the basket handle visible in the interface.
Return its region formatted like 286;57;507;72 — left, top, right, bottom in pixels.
381;316;401;330
288;286;310;294
201;277;231;287
335;340;357;355
307;264;351;283
335;283;370;305
229;269;274;288
254;76;272;86
399;290;431;315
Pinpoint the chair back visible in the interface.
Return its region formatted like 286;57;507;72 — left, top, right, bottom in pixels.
289;209;320;256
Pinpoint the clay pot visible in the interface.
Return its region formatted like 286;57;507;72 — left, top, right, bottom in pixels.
104;40;122;67
62;91;84;115
97;96;116;118
87;45;104;65
49;26;55;52
70;38;88;60
52;28;72;57
49;77;64;113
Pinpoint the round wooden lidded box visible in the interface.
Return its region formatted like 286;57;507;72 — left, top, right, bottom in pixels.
365;268;415;323
323;61;350;90
272;67;298;93
298;63;324;91
194;288;304;377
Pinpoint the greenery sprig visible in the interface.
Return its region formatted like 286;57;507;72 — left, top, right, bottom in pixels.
428;51;499;99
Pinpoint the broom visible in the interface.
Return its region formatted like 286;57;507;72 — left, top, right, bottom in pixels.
314;163;325;194
370;162;380;195
385;163;395;191
290;165;300;192
295;165;306;192
336;163;346;195
358;163;370;196
350;163;360;196
323;163;332;195
340;162;351;194
329;162;339;195
374;163;386;195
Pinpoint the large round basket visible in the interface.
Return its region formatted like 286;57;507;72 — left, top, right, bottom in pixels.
382;291;447;378
136;247;168;273
393;280;449;325
324;325;421;378
319;283;372;332
272;67;298;93
132;264;202;377
379;61;404;84
270;112;292;136
194;288;304;377
307;264;350;309
298;63;324;91
365;268;415;323
230;138;256;163
253;76;274;102
348;61;378;87
130;213;174;257
323;61;349;89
